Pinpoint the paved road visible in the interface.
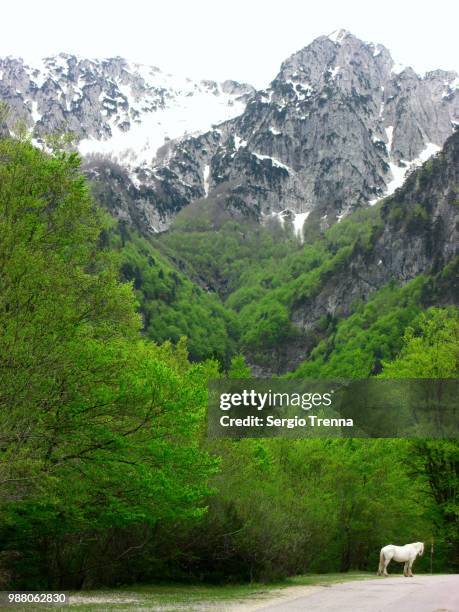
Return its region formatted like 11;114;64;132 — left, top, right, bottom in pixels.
255;575;459;611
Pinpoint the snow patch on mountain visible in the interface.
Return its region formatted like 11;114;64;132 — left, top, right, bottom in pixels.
328;66;340;79
267;209;310;242
293;211;310;241
234;135;247;150
442;76;459;98
79;87;246;167
252;152;290;172
370;140;441;205
0;54;253;168
328;29;349;44
203;164;210;197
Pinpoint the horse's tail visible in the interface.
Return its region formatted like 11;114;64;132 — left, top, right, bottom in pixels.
377;550;385;575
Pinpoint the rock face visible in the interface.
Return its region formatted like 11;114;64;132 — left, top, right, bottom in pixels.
0;53;254;233
0;31;458;234
0;53;254;163
258;129;459;374
154;30;458;233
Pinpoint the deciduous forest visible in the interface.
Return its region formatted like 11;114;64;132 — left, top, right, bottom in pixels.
0;134;457;589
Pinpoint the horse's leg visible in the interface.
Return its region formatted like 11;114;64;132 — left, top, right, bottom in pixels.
383;556;390;576
408;559;414;577
377;552;385;576
403;561;409;577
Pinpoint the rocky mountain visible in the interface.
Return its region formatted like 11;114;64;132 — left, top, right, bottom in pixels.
144;29;458;235
0;53;254;163
277;127;459;373
0;31;458;236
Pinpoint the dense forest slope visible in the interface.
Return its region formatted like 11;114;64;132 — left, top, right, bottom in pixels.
134;129;458;373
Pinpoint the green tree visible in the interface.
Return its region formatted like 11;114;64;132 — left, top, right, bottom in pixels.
380;307;459;378
0;136;216;588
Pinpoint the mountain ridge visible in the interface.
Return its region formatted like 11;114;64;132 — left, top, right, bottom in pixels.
165;29;457;230
0;31;458;236
0;53;254;162
152;129;458;374
83;30;458;234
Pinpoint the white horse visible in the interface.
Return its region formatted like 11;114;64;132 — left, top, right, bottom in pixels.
377;542;424;577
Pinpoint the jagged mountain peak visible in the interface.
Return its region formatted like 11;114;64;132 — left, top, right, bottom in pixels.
327;28;352;43
0;53;255;167
1;34;458;237
114;30;457;234
277;30;458;91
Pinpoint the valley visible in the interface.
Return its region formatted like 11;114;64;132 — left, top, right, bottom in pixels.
0;22;457;594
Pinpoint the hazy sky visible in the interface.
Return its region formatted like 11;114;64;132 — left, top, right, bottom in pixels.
3;0;458;87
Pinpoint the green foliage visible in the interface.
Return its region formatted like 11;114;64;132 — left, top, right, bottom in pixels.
0;136;217;588
409;440;459;572
115;228;239;365
290;277;428;378
1;132;456;589
239;297;294;350
379;307;459;571
182;438;429;581
379;307;459;378
156;203;383;357
228;354;252;378
158;217;299;298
